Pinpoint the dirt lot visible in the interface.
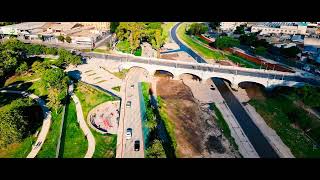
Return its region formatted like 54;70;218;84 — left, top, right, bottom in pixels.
156;77;239;158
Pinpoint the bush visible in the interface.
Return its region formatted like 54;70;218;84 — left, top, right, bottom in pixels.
15;62;28;74
186;23;208;35
116;40;131;53
146;139;166;158
214;36;240;49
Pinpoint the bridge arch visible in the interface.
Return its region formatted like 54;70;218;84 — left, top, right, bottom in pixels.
238;81;266;89
154;69;175;79
127;66;150;74
178;73;202;81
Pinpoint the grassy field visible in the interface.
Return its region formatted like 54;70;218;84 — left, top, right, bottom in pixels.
209;103;239;152
111;69;129;79
28;80;48;98
226;54;261;69
250;96;320;158
177;23;227;60
161;22;176;43
0;136;35;158
61;100;88;158
37;107;63;158
112;86;121;92
75;82;117;158
4;72;40;86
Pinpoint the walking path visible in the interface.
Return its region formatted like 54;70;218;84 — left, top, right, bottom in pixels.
0;90;52;158
71;94;96;158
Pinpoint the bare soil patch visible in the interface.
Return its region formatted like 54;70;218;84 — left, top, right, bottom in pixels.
156;77;237;157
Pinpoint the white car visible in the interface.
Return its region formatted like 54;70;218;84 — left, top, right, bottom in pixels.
126;128;132;140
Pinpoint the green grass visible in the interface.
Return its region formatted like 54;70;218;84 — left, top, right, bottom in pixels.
37;107;63;158
194;35;210;45
161;22;176;43
93;48;110;54
4;72;40;86
134;48;142;56
250;96;320;158
157;96;177;153
61;100;88;158
112;86;121;92
0;136;36;158
116;40;131;53
111;69;129;79
209;103;239;152
177;23;227;60
226;54;261;69
75;82;117;158
28;80;48;97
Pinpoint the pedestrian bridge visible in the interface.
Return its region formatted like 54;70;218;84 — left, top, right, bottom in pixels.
113;55;315;90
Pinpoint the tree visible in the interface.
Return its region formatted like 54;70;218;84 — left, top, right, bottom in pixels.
254;46;267;56
280;46;301;58
0;49;18;73
65;36;72;43
32;61;46;75
187;23;208;35
42;68;68;89
296;85;320;108
57;35;65;42
110;22;119;33
146;139;166;158
208;22;220;30
214;36;240;49
239;33;257;46
47;88;62;111
15;62;28;74
234;25;245;35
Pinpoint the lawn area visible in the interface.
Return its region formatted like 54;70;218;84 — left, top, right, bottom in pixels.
93;48;110;54
61;100;88;158
116;40;131;53
112;86;121;92
74;82;117;158
28;80;48;98
111;69;129;79
4;72;40;86
250;95;320;158
226;54;261;69
194;35;210;45
134;48;142;56
177;23;227;60
0;136;35;158
37;107;63;158
209;103;239;152
161;22;176;43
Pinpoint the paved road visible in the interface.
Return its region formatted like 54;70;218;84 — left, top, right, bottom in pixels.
116;68;147;158
170;22;279;158
71;94;96;158
0;90;52;158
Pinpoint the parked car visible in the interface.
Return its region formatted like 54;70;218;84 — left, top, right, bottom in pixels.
126;101;131;107
134;140;140;151
126;128;132;140
131;84;134;88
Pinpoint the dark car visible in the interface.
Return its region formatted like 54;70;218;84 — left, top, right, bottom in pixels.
134;140;140;151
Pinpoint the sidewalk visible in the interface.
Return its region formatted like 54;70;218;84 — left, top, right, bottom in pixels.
71;94;96;158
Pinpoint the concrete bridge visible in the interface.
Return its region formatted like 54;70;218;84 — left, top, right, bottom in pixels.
82;52;320;90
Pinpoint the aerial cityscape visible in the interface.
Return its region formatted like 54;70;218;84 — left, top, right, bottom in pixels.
0;22;320;158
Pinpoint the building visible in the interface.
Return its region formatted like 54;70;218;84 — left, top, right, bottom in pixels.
251;22;308;35
79;22;110;31
220;22;246;31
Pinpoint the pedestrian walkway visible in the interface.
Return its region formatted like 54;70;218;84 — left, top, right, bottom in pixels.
71;94;96;158
0;90;52;158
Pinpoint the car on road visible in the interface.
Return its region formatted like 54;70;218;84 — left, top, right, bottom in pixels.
126;128;132;140
126;101;131;107
134;140;140;151
131;84;134;88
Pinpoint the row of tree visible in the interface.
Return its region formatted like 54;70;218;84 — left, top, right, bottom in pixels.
186;23;208;36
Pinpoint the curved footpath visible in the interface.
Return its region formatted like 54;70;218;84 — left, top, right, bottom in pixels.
71;94;96;158
0;89;51;158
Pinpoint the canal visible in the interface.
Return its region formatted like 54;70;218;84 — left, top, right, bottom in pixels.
171;22;279;158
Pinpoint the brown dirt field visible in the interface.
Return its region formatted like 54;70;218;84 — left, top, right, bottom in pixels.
156;78;238;158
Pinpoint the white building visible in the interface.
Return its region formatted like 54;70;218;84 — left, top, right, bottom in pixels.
220;22;246;31
251;22;308;35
